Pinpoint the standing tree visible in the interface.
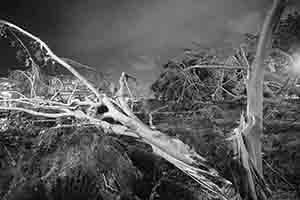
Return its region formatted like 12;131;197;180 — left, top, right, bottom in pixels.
245;0;287;174
232;1;288;200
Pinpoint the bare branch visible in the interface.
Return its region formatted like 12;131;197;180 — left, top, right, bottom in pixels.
184;64;246;71
0;20;101;99
61;57;97;71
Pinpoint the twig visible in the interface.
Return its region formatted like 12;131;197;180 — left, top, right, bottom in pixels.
184;64;245;71
0;90;27;98
218;85;243;99
2;144;16;166
66;82;78;103
102;174;119;192
7;27;36;66
263;159;294;188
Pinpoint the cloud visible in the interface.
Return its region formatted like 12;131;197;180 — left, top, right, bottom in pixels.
52;0;273;83
66;0;271;58
130;56;157;71
228;12;263;34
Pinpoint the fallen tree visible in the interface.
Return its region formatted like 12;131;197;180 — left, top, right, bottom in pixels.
0;20;233;199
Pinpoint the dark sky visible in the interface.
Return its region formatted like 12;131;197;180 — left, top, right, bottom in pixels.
1;0;300;88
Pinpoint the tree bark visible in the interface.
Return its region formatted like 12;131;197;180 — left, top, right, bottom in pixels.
245;0;286;174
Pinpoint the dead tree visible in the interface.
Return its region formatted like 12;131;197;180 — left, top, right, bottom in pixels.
245;0;286;174
0;20;231;199
227;1;288;200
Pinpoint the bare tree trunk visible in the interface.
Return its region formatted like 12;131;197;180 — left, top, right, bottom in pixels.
245;0;286;174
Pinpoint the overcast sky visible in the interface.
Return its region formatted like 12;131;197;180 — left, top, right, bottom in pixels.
0;0;300;88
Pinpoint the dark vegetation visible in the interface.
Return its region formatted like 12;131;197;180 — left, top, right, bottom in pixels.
0;102;299;200
0;1;300;200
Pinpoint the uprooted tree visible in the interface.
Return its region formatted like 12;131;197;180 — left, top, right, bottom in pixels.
0;0;291;199
0;20;234;200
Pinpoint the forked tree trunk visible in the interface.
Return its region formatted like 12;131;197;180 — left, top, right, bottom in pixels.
246;0;286;174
